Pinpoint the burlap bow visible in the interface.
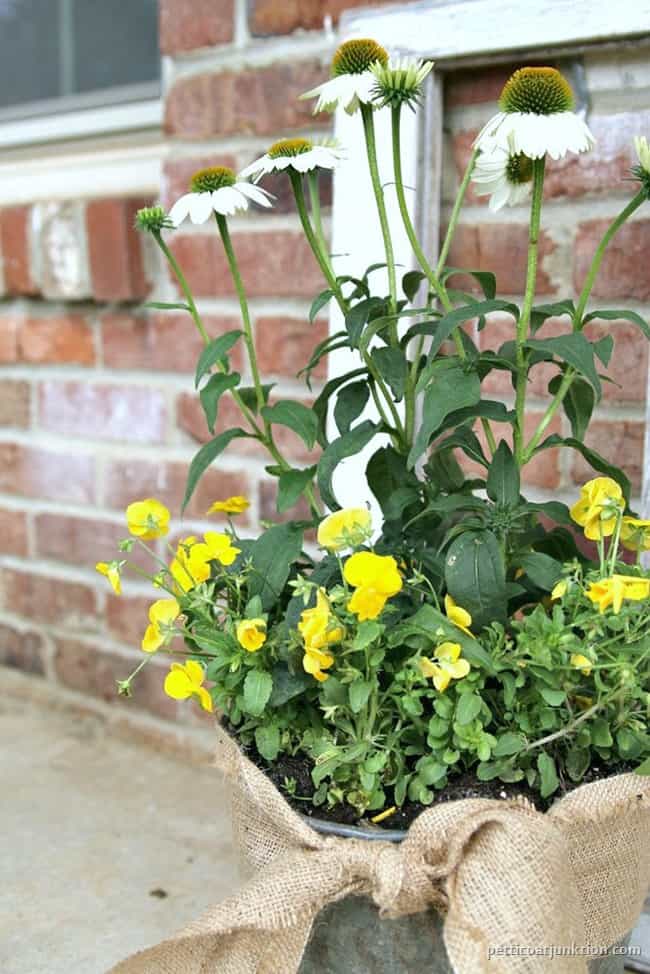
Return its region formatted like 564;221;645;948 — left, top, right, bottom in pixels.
110;726;649;974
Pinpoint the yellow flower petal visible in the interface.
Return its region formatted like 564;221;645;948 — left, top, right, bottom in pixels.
436;641;462;663
164;669;193;700
551;580;567;600
444;595;472;634
347;586;388;621
317;507;372;551
207;496;249;515
433;669;451;693
196;686;213;712
96;561;122;595
125;498;170;540
571;653;592;676
236;618;267;652
149;599;180;626
142;623;163;653
344;551;402;595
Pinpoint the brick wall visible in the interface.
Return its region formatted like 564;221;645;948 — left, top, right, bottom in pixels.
1;0;648;727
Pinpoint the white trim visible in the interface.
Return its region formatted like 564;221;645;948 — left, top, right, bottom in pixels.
0;98;162;150
0;139;165;206
340;0;650;61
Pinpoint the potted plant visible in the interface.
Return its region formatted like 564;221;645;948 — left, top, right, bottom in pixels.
106;42;649;974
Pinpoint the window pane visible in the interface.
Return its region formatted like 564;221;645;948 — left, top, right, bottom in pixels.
0;0;60;109
0;0;159;113
73;0;160;95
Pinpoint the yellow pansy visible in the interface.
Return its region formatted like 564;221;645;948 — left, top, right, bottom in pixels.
420;642;470;693
620;516;650;552
569;477;624;541
551;579;568;600
189;531;241;569
236;618;267;652
207;496;250;516
585;574;650;614
95;560;122;595
169;537;205;593
317;507;372;551
125;498;170;540
142;599;181;653
444;594;472;635
303;645;335;682
570;653;593;676
164;660;213;712
343;551;402;621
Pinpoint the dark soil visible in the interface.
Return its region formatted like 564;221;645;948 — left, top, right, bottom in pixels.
224;723;633;831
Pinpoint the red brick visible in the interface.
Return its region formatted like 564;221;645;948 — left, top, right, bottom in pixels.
106;594;154;646
85;198;150;301
0;206;36;295
162;154;237;208
249;0;391;34
101;312;243;373
0;380;30;427
257;316;328;379
53;638;177;721
0;623;45;676
169;230;325;298
0;443;96;503
582;318;648;404
574;219;650;301
34;513;151;572
259;479;314;522
104;458;251;520
0;316;19;362
0;568;97;627
445;65;515;109
0;508;28;556
571;418;645;492
164;61;328;139
38;381;167;444
20;315;94;365
460;411;562;490
160;0;234;53
445;223;557;296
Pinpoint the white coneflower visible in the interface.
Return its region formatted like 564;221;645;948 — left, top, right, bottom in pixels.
301;38;389;115
475;67;595;161
240;138;343;183
632;135;650;198
168;166;272;226
472;136;534;211
370;56;433;110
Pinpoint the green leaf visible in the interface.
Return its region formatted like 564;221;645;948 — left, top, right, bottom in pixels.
238;383;274;415
583;308;650;340
409;361;481;468
456;693;482;725
194;331;243;388
276;467;316;514
199;372;240;433
389;603;495;673
243;670;273;717
590;718;613;748
493;732;526;758
317;420;377;510
255;724;281;761
518;552;563;591
345;297;385;348
261;401;318;450
549;374;595;441
313;368;367;447
426;300;519;362
371;346;408;400
441;267;497;300
144;301;192;312
635;756;650;776
349;680;373;714
540;687;566;706
366;446;419;518
566;746;590;782
352;620;384;651
593;334;614;367
530;299;575;333
402;270;427;302
537;753;559;798
247;523;304;611
334;381;370;435
525;333;601;399
435;428;489;468
268;664;311;707
309;289;334;323
486;440;520;507
182;429;248;511
444;530;507;629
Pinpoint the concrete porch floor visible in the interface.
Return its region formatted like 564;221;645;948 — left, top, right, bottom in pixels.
1;668;648;974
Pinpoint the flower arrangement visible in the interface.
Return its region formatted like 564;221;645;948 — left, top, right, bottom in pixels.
103;42;650;825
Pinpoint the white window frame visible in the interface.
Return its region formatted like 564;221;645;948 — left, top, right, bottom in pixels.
328;0;650;511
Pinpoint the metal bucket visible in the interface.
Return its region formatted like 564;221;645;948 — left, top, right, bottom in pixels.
298;816;631;974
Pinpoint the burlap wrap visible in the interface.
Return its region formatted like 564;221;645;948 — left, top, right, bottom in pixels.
110;725;649;974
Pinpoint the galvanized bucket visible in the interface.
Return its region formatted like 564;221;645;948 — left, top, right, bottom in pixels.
298;816;631;974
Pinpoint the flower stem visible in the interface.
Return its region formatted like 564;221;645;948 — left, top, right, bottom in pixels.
522;368;575;464
153;231;209;344
573;190;646;328
360;103;398;323
436;146;479;277
609;509;624;575
514;157;546;464
307;170;328;256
